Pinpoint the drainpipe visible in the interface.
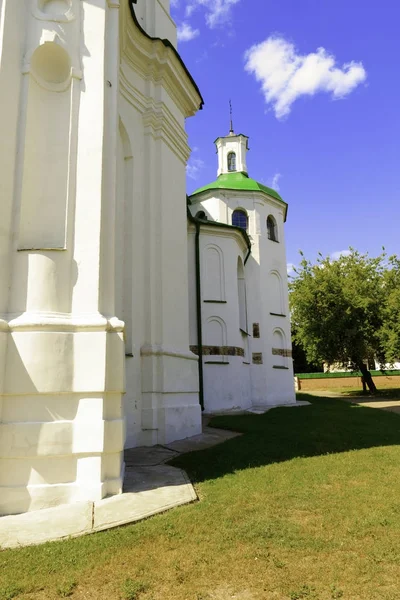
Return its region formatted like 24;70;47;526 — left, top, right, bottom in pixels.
187;206;251;411
244;245;251;265
194;220;205;411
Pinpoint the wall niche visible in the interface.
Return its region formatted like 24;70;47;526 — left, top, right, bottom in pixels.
18;42;72;250
35;0;74;21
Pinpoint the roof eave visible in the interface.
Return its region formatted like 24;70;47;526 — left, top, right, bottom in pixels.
129;0;204;110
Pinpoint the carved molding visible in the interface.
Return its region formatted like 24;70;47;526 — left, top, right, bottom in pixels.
120;68;190;163
141;344;199;361
1;313;124;333
32;0;76;23
188;222;249;255
120;1;202;119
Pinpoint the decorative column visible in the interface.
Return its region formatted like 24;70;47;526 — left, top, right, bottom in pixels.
0;0;125;516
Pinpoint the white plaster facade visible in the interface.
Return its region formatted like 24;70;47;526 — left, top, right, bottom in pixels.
0;0;294;521
0;0;202;517
188;132;295;413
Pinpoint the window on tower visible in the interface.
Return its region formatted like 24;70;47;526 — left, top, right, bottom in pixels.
232;209;248;230
227;152;236;172
267;215;278;241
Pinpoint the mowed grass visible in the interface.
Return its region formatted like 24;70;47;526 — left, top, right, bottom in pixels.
2;395;400;600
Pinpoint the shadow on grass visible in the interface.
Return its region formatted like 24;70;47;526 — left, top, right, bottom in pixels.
341;387;400;400
169;394;400;484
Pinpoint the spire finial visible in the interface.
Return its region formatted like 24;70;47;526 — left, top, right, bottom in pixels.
229;99;234;135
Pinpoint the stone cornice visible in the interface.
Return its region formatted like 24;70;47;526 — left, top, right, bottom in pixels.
225;189;287;215
143;106;190;163
120;0;202;119
0;319;9;332
188;222;249;254
0;313;124;333
120;70;190;162
192;189;288;221
141;344;199;361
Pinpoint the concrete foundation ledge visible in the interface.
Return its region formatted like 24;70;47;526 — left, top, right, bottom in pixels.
0;501;94;549
0;465;197;550
247;401;311;414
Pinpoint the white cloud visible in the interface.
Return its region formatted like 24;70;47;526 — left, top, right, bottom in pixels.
270;172;282;191
244;36;367;119
177;22;200;42
287;263;296;275
331;250;351;261
196;50;209;63
187;157;205;180
185;0;240;28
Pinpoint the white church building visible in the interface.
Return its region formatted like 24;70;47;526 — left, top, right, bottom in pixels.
188;130;294;414
0;0;294;519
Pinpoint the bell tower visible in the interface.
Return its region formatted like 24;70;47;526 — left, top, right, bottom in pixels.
215;132;249;177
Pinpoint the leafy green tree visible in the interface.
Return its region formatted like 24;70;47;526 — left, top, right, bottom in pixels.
380;255;400;364
289;249;397;393
291;327;324;374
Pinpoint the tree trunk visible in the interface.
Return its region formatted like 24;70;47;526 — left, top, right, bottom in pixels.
358;363;377;394
361;377;367;393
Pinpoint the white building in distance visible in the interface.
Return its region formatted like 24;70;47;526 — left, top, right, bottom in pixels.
188;129;295;413
0;0;294;520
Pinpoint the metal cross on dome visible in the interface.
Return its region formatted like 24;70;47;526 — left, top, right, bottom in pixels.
229;99;234;135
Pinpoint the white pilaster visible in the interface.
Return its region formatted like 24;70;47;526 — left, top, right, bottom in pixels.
0;0;125;517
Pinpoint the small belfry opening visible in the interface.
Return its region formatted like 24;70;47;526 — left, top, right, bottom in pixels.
227;151;236;172
267;215;278;241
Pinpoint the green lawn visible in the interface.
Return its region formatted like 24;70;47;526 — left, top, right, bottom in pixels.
2;394;400;600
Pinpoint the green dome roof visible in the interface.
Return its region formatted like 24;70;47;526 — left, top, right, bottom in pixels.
189;172;285;204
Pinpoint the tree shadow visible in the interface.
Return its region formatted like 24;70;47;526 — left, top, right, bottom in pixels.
168;394;400;484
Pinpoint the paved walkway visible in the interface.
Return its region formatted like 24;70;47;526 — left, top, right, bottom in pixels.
0;422;241;549
124;421;241;469
305;390;400;415
1;405;310;549
342;397;400;414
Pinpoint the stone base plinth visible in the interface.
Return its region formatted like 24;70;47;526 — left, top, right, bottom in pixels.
0;315;126;516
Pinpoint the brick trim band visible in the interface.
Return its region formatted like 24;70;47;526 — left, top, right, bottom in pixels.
190;345;244;357
272;348;292;357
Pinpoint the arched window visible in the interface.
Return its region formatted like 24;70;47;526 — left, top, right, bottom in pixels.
227;152;236;172
232;209;248;230
267;215;278;241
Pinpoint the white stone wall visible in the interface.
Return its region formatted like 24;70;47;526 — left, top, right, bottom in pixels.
0;0;126;516
189;184;295;412
188;225;252;413
0;0;202;518
119;0;202;448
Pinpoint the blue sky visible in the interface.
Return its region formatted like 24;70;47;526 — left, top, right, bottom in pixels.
170;0;400;272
